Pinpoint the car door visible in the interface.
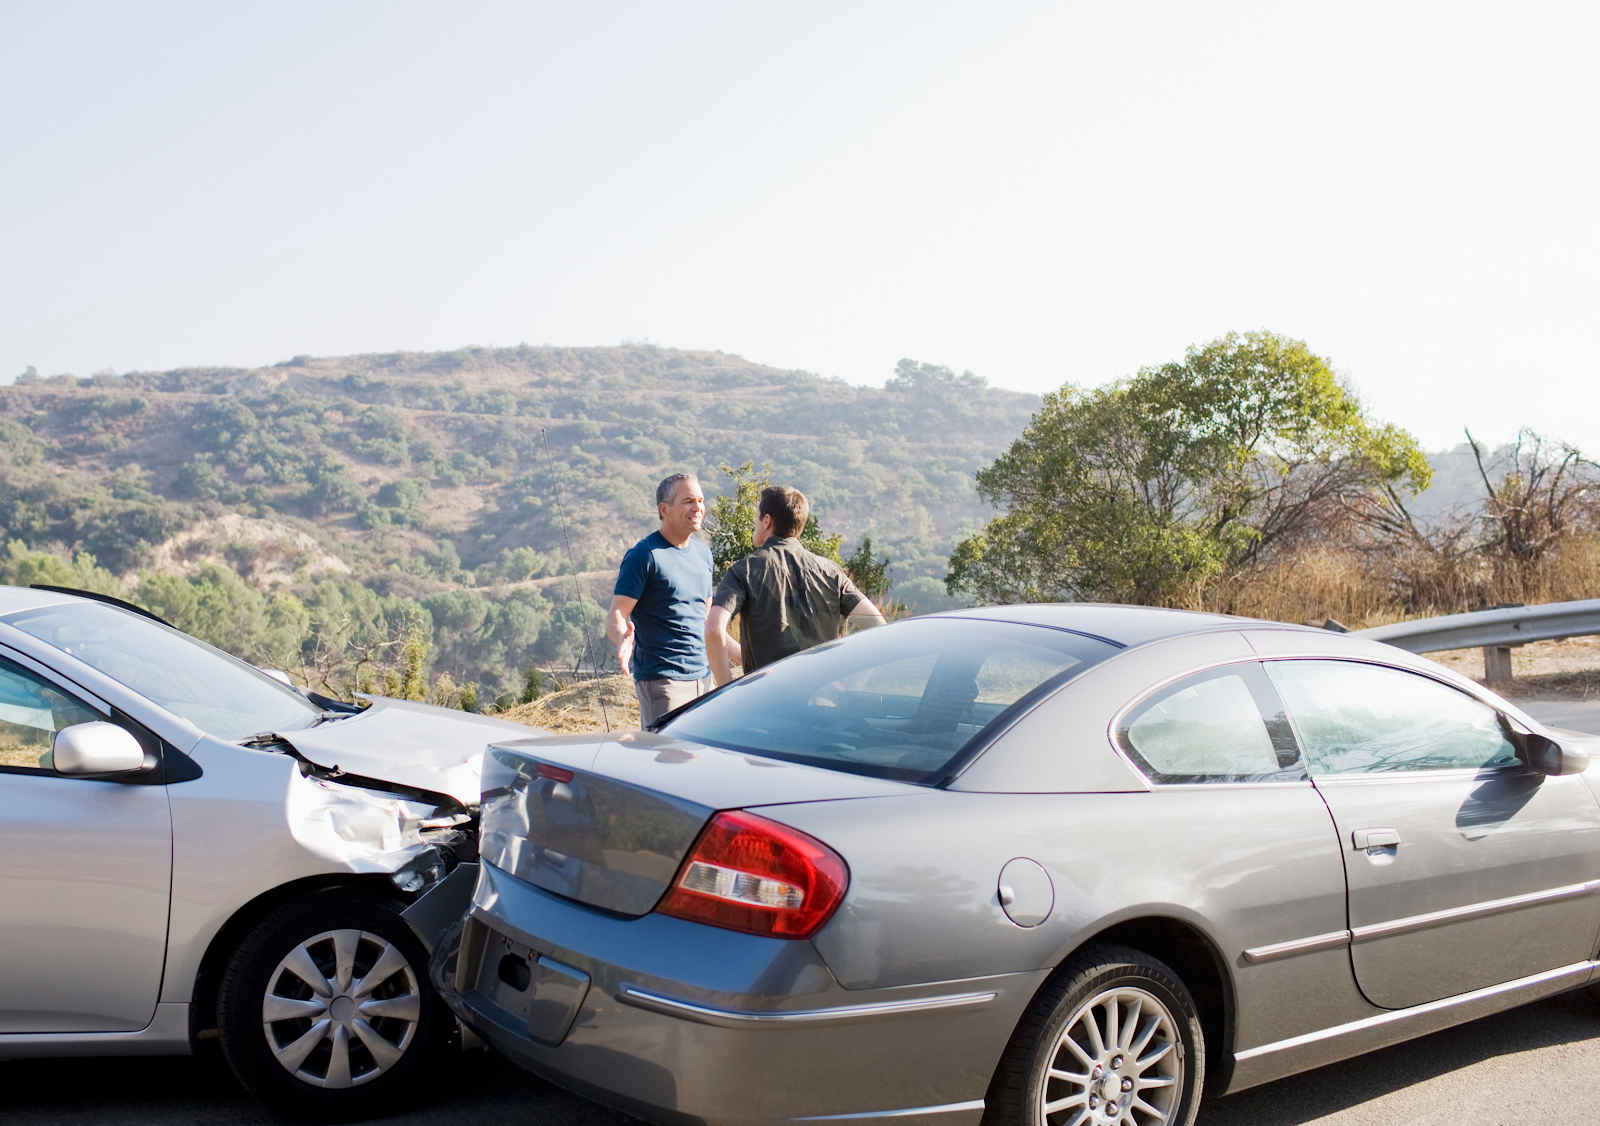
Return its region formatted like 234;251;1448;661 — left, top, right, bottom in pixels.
0;652;174;1033
1265;658;1600;1010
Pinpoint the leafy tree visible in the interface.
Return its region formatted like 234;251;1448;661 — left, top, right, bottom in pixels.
0;541;123;596
843;535;892;606
135;564;309;666
947;331;1430;607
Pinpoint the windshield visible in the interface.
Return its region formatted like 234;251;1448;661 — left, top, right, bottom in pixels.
1;600;322;743
664;617;1118;784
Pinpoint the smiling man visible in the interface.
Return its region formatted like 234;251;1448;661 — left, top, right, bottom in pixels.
606;472;714;726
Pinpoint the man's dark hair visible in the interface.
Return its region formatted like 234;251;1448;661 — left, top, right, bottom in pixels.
758;485;809;538
655;473;698;510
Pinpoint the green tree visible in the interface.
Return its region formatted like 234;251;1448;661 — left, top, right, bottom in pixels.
0;541;124;596
134;564;310;666
947;331;1430;607
843;535;892;606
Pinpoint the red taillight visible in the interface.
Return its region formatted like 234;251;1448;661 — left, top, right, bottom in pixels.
656;811;849;939
536;762;575;783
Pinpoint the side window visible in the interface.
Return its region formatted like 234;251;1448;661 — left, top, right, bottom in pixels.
0;657;105;773
1117;663;1304;784
1263;659;1520;776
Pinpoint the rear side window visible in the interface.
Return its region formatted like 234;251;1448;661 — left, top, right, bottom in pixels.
1117;663;1304;784
1264;659;1519;776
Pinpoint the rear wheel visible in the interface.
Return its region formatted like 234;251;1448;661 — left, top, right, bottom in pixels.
985;943;1204;1126
217;892;447;1122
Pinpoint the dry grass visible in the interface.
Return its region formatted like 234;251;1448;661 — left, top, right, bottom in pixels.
496;674;640;734
1214;538;1600;631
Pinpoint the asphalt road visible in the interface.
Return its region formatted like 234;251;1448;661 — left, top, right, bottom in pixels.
1520;698;1600;736
8;986;1600;1126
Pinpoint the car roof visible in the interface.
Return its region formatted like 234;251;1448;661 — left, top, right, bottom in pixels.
936;602;1315;648
0;584;86;614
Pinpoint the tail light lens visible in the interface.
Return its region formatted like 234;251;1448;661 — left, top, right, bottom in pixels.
656;811;849;938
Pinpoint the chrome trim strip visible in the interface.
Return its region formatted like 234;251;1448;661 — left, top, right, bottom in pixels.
1351;881;1600;943
1242;929;1352;964
794;1100;988;1120
1234;960;1597;1061
615;985;996;1027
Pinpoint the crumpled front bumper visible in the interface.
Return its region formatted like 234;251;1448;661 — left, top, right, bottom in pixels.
431;861;1043;1126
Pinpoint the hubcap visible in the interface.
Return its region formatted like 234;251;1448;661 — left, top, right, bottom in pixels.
261;928;421;1088
1037;986;1182;1126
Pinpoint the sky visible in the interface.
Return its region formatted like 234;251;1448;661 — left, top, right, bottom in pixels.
3;1;1596;454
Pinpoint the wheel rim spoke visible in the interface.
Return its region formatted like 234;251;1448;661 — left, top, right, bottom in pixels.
324;1023;353;1088
1119;996;1141;1050
273;1018;331;1073
1082;1007;1106;1058
279;943;335;999
262;994;328;1023
359;994;421;1022
351;1018;406;1070
352;942;410;999
1131;1096;1165;1118
1129;1014;1160;1058
1043;1094;1088;1114
1137;1040;1175;1069
331;929;362;994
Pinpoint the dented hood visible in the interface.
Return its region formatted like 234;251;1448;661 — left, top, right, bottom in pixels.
280;696;538;805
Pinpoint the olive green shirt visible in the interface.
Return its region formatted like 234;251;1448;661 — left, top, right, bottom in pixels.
713;537;866;673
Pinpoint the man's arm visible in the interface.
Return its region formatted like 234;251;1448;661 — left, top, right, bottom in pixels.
606;595;638;676
706;604;741;687
846;599;887;630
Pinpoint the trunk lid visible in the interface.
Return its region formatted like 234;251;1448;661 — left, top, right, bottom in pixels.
478;730;915;916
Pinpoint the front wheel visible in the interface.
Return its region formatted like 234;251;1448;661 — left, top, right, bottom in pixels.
216;892;447;1122
985;943;1204;1126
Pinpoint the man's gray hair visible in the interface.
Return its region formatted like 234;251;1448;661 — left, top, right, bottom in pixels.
655;473;698;508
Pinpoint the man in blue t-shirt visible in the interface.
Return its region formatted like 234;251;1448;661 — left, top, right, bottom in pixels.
606;472;714;726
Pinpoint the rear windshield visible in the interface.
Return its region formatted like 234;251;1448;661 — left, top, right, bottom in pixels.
664;617;1118;784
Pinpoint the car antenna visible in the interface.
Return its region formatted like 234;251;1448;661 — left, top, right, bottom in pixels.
540;427;603;681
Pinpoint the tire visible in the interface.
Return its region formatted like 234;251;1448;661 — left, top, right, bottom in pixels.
984;943;1204;1126
216;891;448;1122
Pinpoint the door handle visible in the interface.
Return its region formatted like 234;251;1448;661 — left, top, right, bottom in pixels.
1352;828;1401;850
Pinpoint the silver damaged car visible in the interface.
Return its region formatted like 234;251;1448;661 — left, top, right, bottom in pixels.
436;605;1600;1126
0;584;532;1119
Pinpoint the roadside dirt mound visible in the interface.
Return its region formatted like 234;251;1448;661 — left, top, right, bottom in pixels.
498;674;640;734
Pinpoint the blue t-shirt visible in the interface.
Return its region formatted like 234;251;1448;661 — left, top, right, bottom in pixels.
614;532;713;681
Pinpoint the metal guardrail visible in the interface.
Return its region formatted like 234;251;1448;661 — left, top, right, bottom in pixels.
1354;598;1600;683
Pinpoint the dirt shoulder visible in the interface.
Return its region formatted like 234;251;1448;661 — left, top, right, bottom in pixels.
1425;635;1600;700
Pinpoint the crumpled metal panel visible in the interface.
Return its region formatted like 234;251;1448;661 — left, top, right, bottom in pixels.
279;696;538;805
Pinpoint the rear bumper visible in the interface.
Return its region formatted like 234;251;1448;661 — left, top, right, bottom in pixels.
433;862;1043;1126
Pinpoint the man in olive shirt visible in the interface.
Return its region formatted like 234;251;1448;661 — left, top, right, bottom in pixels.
706;485;885;685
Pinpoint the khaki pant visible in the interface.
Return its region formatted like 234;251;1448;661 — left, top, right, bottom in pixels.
635;677;705;727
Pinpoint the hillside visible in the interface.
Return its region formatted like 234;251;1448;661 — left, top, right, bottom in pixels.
0;345;1038;698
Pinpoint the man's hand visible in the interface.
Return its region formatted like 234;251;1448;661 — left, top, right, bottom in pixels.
705;604;740;687
606;595;639;676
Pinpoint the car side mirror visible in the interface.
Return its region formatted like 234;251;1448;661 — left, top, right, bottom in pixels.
53;722;148;776
1515;731;1590;776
